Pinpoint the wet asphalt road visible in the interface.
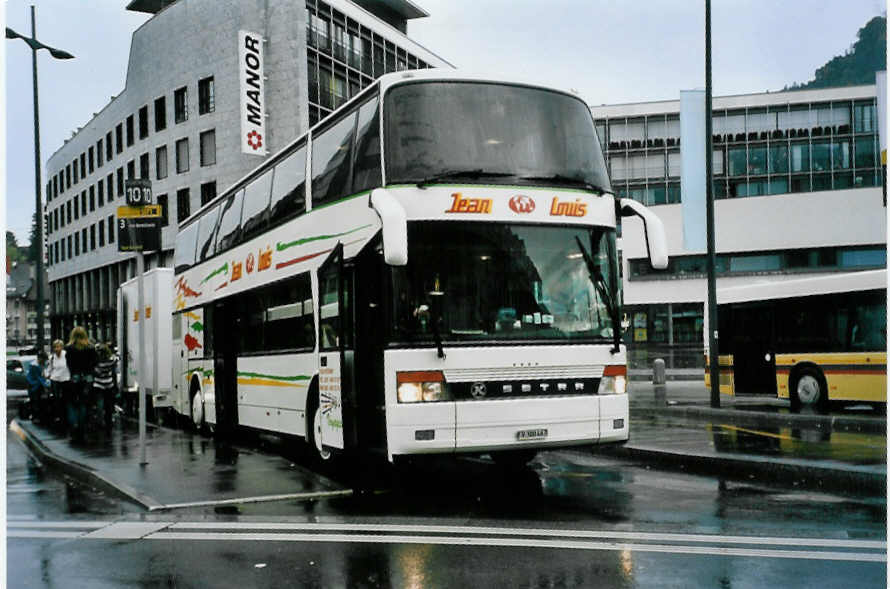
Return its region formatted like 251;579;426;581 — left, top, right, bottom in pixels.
7;409;887;588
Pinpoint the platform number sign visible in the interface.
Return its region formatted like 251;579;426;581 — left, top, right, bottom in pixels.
125;178;154;206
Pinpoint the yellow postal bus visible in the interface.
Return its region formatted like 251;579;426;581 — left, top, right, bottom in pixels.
710;269;886;411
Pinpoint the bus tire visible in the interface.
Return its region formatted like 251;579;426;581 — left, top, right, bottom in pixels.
790;366;828;413
306;383;332;462
189;377;205;433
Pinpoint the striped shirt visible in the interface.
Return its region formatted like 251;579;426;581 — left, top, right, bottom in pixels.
94;357;116;390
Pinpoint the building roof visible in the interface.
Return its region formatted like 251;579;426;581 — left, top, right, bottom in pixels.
128;0;429;19
125;0;176;14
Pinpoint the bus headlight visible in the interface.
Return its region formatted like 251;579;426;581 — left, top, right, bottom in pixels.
599;365;627;395
397;371;452;403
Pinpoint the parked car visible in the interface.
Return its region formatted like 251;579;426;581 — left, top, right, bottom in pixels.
7;356;37;392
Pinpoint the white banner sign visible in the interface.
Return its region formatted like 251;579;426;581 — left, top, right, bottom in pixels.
680;89;706;252
239;30;266;156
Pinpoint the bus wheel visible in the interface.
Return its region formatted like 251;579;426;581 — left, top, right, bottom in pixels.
491;449;537;469
792;367;827;413
191;390;205;432
307;392;332;462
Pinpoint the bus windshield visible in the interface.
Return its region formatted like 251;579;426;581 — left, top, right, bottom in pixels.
391;222;620;344
384;82;610;191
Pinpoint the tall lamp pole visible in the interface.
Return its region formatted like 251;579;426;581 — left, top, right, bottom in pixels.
7;6;74;353
705;0;720;407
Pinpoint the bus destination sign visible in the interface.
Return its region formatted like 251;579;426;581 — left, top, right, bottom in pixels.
125;178;154;206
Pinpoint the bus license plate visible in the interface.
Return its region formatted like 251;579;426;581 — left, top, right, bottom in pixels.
516;428;548;441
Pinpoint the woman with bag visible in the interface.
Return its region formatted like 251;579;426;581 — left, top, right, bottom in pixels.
64;326;98;441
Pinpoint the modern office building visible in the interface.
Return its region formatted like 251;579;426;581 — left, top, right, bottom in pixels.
591;83;886;368
43;0;449;343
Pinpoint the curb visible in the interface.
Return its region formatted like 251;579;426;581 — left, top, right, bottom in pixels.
9;419;162;511
633;405;886;434
594;444;886;496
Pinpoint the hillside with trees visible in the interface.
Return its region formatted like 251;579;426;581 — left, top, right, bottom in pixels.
786;15;885;90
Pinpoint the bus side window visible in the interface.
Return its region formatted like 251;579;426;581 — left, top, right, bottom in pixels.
269;143;306;223
196;204;221;262
263;273;315;352
216;189;245;252
311;112;357;208
241;169;273;241
352;95;381;194
173;223;199;273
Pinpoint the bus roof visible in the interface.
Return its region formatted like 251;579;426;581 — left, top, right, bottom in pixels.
717;269;887;305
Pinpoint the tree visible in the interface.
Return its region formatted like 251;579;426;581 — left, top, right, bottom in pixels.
27;211;40;264
7;231;22;265
786;16;886;90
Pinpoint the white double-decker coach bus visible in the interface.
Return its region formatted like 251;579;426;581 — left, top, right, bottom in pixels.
171;70;668;466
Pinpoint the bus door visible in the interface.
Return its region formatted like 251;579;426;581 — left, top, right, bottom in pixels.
730;303;777;396
213;300;239;435
317;243;352;453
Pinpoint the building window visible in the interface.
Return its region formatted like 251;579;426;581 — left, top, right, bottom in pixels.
127;160;136;180
115;123;123;154
200;181;217;205
88;147;95;173
74;233;79;256
74;194;80;219
174;86;188;123
81;190;87;216
140;152;150;179
97;139;103;168
157;193;169;227
177;188;191;223
198;76;215;115
200;129;216;166
139;105;149;139
98;180;104;207
176;138;189;173
156;145;168;180
90;225;96;250
117;167;124;196
66;201;72;223
126;114;134;147
89;186;95;211
108;215;115;243
65;165;71;189
155;96;167;132
73;159;79;184
106;174;114;202
99;221;105;247
106;132;113;161
80;153;86;178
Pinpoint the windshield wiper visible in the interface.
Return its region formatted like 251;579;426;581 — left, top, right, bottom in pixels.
574;236;621;354
520;175;609;195
416;169;515;188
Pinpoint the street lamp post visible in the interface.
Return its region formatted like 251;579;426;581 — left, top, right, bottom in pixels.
7;6;74;354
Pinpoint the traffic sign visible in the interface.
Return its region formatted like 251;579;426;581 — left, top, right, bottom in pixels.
125;178;154;206
118;205;162;252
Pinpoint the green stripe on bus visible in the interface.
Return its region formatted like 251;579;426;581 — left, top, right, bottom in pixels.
236;372;312;382
201;262;228;284
276;224;374;252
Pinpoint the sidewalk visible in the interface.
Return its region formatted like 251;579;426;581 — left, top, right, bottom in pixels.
9;415;350;511
590;380;887;495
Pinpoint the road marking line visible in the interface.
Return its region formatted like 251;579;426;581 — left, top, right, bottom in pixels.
7;521;109;529
718;424;794;441
83;522;171;539
149;489;353;511
7;530;84;539
147;531;887;562
168;521;887;550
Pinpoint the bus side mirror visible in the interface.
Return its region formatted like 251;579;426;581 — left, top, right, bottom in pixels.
370;188;408;266
619;198;669;270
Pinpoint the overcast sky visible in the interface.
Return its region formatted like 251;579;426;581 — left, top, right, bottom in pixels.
4;0;885;244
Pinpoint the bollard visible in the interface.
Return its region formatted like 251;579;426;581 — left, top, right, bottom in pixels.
653;358;667;405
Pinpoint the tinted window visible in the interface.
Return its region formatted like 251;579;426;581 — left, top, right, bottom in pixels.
352;96;381;194
241;169;273;240
311;112;356;207
269;143;306;221
196;204;221;262
264;274;315;351
215;189;244;252
174;222;199;273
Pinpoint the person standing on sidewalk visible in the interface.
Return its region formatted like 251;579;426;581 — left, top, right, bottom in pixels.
65;327;98;441
25;352;50;422
46;339;71;430
93;343;117;432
